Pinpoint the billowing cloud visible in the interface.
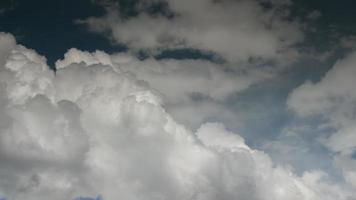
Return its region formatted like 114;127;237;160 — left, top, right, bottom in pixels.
79;0;303;63
56;48;270;102
55;48;273;129
288;51;356;188
1;32;356;200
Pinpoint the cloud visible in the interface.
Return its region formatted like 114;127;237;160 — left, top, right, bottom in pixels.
1;32;356;200
55;47;273;130
288;51;356;188
56;48;269;102
79;0;304;63
340;35;356;50
306;10;322;21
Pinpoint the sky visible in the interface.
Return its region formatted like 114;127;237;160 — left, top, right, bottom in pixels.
1;0;356;200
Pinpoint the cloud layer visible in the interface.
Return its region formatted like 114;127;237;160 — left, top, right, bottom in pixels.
80;0;303;63
0;32;356;200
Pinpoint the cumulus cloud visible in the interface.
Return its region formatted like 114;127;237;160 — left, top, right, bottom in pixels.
55;47;273;129
79;0;304;63
288;51;356;189
1;32;356;200
56;48;270;102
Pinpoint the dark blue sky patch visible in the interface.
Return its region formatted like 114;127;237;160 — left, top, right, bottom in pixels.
352;149;356;160
155;48;224;63
95;0;174;18
292;0;356;33
75;195;102;200
292;0;356;53
0;0;126;67
0;0;17;13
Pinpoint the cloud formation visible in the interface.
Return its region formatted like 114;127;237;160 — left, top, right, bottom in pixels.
80;0;303;63
1;32;356;200
55;47;273;129
288;51;356;189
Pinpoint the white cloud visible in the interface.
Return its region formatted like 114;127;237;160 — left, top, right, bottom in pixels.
55;47;272;130
80;0;303;63
1;32;355;200
57;48;271;102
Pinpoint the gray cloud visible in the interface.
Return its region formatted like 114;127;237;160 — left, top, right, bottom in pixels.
79;0;304;63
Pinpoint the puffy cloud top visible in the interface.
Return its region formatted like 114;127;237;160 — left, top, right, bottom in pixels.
0;32;355;200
